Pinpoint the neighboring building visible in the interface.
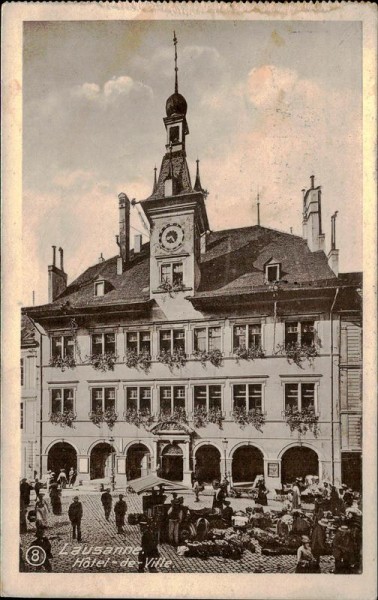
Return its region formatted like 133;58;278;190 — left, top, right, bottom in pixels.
21;315;39;479
22;46;362;492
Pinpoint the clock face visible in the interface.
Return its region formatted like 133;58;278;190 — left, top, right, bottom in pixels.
159;223;185;251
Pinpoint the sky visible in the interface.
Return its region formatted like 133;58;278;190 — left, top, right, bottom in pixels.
23;20;362;307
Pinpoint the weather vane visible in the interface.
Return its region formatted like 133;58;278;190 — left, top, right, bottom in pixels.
173;31;178;93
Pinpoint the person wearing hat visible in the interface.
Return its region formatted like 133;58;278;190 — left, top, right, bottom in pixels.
295;535;320;573
332;523;354;573
29;527;53;572
292;479;301;510
311;518;328;564
167;492;182;547
20;478;32;507
138;520;159;572
114;494;127;534
68;496;83;542
57;468;68;489
342;487;354;509
101;488;113;521
34;477;43;500
212;480;225;511
35;491;50;529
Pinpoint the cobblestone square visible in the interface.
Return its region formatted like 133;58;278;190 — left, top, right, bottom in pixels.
21;490;335;574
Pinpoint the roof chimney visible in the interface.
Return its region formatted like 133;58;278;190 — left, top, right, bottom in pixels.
98;253;105;263
117;192;130;272
48;245;67;302
328;211;339;276
134;234;142;254
302;176;325;252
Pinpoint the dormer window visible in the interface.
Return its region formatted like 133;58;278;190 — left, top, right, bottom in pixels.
160;262;183;287
94;280;105;297
265;262;281;282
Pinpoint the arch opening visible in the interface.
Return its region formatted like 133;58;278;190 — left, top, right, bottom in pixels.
90;442;114;480
161;443;183;482
232;445;264;484
126;443;151;481
281;446;319;484
194;445;221;484
47;442;77;481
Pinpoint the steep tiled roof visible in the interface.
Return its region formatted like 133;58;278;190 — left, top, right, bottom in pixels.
197;226;336;295
147;151;192;200
24;226;351;313
21;314;39;347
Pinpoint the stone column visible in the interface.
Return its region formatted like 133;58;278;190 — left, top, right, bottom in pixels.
182;440;192;487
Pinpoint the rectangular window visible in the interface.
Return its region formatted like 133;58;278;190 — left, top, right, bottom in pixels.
160;262;183;286
51;388;74;413
160;329;185;354
94;281;105;297
233;384;263;411
284;383;315;411
20;359;24;387
20;403;24;429
91;332;116;355
126;387;151;412
194;326;222;352
91;387;116;412
285;321;315;346
194;385;222;411
51;335;74;359
233;324;262;350
266;264;280;282
126;331;151;354
159;386;185;413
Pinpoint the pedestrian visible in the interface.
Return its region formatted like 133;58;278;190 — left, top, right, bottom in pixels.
220;474;229;497
192;478;202;503
276;510;293;538
46;470;54;492
20;478;32;506
295;535;320;573
138;520;159;572
311;518;328;564
114;494;127;534
29;527;53;572
212;480;225;511
35;492;50;529
20;496;28;534
68;467;75;487
49;482;62;515
68;496;83;542
332;524;354;574
329;485;342;514
167;492;182;547
292;479;302;509
101;488;113;521
292;510;311;536
342;487;354;509
34;478;43;500
256;478;268;506
57;468;67;489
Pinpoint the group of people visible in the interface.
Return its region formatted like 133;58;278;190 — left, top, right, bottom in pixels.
275;479;363;574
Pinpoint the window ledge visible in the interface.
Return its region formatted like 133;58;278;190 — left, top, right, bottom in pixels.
152;286;193;294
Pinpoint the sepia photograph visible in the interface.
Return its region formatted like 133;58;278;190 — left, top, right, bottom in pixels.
2;2;377;598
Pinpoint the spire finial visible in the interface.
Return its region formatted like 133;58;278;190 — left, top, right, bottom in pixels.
194;158;203;192
173;31;178;93
152;165;158;194
257;190;261;226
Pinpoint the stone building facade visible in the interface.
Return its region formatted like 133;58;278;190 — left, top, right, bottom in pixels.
22;49;362;493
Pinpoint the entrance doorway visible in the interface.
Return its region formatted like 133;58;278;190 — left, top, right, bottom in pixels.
126;444;151;481
47;442;77;480
90;442;114;480
232;445;264;483
281;446;319;484
195;445;221;484
161;444;183;481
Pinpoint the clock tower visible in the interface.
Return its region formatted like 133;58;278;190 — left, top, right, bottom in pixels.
140;33;209;300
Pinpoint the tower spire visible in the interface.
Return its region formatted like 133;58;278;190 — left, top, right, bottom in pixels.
194;159;202;192
173;31;178;93
152;166;157;193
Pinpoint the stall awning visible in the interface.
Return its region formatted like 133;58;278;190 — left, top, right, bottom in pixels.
128;474;190;494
